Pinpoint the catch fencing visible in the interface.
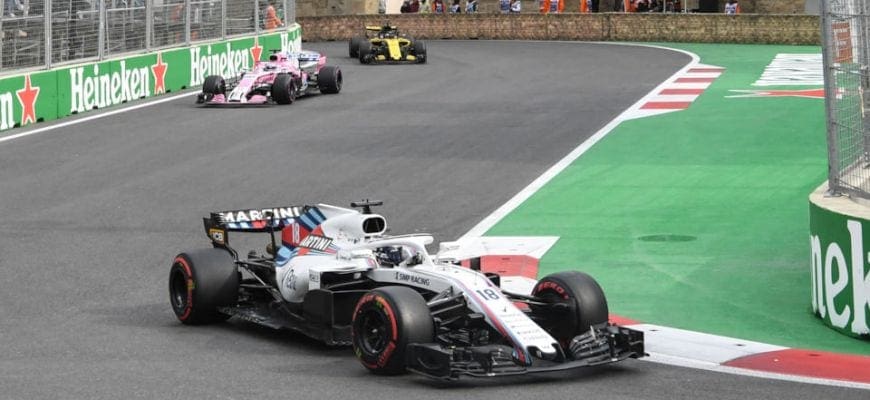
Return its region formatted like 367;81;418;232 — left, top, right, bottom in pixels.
821;0;870;198
0;0;296;73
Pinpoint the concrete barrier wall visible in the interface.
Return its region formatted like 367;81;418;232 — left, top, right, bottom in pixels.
298;13;819;45
809;184;870;340
0;25;302;133
297;0;811;16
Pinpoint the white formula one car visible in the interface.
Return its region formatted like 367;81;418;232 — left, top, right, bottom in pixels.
168;201;644;379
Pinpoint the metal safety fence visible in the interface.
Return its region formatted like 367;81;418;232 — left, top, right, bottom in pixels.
0;0;295;73
821;0;870;198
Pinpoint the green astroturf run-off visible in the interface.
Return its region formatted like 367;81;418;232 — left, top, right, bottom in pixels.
487;43;869;355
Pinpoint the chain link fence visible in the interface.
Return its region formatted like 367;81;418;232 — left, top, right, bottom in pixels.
822;0;870;198
0;0;294;73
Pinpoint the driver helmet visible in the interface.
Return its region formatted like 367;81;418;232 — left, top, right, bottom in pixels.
376;246;412;267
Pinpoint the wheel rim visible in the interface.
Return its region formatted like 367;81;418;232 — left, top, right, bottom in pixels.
169;267;189;312
534;288;574;343
359;309;389;355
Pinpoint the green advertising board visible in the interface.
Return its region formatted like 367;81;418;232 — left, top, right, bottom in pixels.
0;71;58;130
809;189;870;339
0;24;301;133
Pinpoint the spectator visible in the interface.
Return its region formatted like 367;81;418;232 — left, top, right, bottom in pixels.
410;0;421;12
263;0;283;30
449;0;461;13
725;0;740;15
378;0;387;14
539;0;564;14
499;0;510;13
4;0;23;17
635;0;648;12
420;0;431;13
432;0;445;13
401;0;411;13
466;0;478;13
510;0;521;13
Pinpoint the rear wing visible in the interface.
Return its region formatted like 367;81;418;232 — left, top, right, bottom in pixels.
202;206;305;247
365;25;395;31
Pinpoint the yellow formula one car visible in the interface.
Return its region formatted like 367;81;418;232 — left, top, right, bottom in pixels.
348;25;427;64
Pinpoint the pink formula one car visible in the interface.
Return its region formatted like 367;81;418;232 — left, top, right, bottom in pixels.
196;50;342;106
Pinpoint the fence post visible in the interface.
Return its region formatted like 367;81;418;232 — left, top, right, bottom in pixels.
44;0;52;69
286;0;295;26
254;0;260;35
860;0;870;166
185;0;191;44
146;0;152;50
221;0;226;39
98;0;107;60
820;0;842;195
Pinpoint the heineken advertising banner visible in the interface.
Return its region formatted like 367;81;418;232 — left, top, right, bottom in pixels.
809;199;870;339
0;24;301;132
0;71;58;131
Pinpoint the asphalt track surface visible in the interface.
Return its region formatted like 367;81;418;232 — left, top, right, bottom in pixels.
0;41;865;399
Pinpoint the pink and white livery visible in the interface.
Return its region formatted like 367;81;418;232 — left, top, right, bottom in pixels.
196;49;342;105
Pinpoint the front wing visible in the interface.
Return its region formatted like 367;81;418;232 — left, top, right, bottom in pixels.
363;39;423;64
405;324;645;379
196;93;274;106
365;56;422;64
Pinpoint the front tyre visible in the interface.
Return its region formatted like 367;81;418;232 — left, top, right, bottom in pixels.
349;36;362;58
352;286;434;375
318;65;342;94
358;40;373;64
169;248;239;325
531;271;609;346
271;73;297;105
202;75;226;95
413;40;426;64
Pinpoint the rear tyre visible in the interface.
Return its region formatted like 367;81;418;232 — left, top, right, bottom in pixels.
413;40;426;64
358;40;373;64
202;75;226;95
352;286;434;375
271;73;297;105
349;36;362;58
318;65;342;94
531;271;609;346
169;248;239;325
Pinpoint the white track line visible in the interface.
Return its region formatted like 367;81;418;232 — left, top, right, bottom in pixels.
2;43;862;388
460;43;701;240
0;91;193;144
645;352;870;390
456;42;868;390
646;94;700;102
630;323;787;364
